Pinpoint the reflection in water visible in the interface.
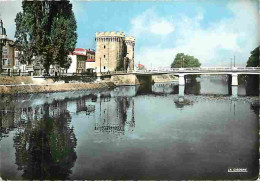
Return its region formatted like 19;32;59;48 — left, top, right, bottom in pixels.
76;94;97;115
135;75;257;97
185;75;201;95
0;96;17;140
0;76;259;180
250;101;259;115
94;94;135;135
232;86;238;98
174;96;194;109
152;82;178;95
0;110;15;140
246;75;259;96
136;83;152;95
1;100;77;180
178;85;185;96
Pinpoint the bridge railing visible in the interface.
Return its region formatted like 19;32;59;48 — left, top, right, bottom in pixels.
134;67;260;73
99;70;136;75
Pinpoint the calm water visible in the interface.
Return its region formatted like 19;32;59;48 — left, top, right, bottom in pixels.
0;75;259;180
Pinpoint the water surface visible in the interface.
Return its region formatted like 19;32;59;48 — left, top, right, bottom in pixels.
0;75;259;180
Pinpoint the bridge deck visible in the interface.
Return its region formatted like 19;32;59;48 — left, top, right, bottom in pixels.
99;67;260;76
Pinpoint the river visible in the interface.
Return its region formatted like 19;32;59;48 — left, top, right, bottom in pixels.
0;75;259;180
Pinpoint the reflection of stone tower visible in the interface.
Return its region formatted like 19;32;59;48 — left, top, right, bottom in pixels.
95;32;126;72
94;94;135;135
125;36;135;71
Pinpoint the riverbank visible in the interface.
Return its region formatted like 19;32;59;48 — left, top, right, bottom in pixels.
0;76;60;85
0;81;115;95
0;76;116;94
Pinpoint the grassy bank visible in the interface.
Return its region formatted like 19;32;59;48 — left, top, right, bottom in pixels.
0;82;115;95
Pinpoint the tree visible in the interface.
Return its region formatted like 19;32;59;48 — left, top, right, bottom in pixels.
15;1;77;74
246;46;259;67
246;46;259;96
171;53;201;68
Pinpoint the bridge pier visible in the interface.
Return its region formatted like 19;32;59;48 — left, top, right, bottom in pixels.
231;73;238;86
179;74;185;85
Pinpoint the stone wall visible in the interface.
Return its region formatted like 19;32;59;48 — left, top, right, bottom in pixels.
152;74;179;83
125;36;135;71
95;32;135;72
95;32;125;72
0;82;115;95
111;74;140;85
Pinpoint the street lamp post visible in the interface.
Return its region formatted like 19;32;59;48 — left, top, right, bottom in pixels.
0;19;8;74
234;55;235;67
180;56;185;68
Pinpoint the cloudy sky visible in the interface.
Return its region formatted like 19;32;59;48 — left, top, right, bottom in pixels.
0;0;259;67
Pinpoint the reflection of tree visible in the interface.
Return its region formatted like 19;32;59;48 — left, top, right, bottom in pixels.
250;101;259;115
13;103;77;180
184;75;201;95
136;83;153;95
246;75;259;96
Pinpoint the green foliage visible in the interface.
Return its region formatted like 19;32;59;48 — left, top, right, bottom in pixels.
246;46;259;67
171;53;201;68
15;1;77;73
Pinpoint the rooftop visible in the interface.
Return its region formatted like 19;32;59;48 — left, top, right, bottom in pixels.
69;48;95;56
86;58;95;62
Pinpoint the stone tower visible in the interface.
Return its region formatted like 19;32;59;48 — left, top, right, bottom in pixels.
95;31;126;72
125;36;135;71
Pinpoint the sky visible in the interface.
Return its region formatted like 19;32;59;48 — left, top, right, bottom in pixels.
0;0;259;68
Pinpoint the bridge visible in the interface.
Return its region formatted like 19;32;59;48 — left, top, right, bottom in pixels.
132;67;260;86
108;67;259;86
98;67;259;97
134;67;259;74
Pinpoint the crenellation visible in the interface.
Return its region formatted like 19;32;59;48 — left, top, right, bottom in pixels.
125;36;135;42
96;31;125;38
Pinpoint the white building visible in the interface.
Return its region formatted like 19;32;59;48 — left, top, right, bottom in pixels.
67;48;96;74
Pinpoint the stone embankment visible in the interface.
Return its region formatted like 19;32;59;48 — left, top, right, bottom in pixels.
110;74;179;85
152;74;178;83
0;76;115;94
111;74;140;85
